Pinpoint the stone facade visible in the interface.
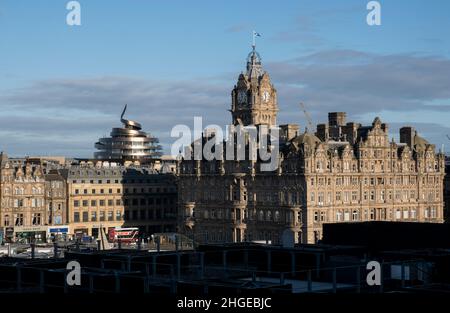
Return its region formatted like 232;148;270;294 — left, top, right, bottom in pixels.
45;169;68;227
178;47;446;244
0;156;47;242
65;161;177;238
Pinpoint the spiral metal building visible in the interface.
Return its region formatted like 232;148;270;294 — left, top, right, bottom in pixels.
94;105;162;162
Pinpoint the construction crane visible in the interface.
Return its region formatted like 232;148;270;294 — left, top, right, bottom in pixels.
299;102;313;132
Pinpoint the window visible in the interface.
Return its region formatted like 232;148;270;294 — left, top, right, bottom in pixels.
116;210;122;220
100;211;105;221
32;213;41;225
91;200;97;206
74;212;80;222
352;210;359;221
14;214;24;226
116;199;121;206
74;200;80;207
266;211;272;221
344;212;350;221
274;211;280;222
82;200;88;207
403;209;409;219
91;211;97;221
108;199;113;206
431;207;437;218
336;211;342;222
344;191;349;203
314;211;319;222
108;211;114;221
99;200;105;206
82;212;88;222
318;192;324;206
258;210;264;221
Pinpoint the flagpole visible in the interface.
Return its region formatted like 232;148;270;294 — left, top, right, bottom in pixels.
252;30;256;49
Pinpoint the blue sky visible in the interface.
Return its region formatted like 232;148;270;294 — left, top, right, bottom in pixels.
0;0;450;157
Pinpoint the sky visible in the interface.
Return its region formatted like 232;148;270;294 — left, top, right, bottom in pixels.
0;0;450;157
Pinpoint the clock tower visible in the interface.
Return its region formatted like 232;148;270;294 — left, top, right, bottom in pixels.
231;45;278;126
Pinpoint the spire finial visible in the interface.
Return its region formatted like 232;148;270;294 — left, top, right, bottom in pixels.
121;104;127;120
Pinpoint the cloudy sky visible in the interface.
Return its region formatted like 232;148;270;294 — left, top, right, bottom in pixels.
0;0;449;157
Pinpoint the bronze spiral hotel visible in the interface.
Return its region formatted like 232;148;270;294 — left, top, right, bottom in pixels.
94;105;162;162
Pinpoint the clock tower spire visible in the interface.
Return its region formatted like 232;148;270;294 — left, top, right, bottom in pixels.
231;33;278;126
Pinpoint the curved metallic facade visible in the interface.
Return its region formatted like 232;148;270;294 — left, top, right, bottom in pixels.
94;105;162;161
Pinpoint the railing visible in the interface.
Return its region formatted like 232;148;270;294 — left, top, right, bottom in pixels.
0;259;433;294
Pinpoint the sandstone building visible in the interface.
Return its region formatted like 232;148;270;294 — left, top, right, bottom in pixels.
64;161;177;239
178;46;446;244
0;155;48;242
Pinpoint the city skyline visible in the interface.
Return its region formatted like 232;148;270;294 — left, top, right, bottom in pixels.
0;0;450;157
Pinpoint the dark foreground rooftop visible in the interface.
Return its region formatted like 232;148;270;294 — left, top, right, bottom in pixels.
0;222;449;294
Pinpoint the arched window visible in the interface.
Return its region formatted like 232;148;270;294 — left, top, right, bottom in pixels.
266;211;272;221
274;211;280;222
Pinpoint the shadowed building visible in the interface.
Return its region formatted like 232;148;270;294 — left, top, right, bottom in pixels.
44;169;68;239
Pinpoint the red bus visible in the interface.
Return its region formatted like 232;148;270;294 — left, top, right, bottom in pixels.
108;227;139;243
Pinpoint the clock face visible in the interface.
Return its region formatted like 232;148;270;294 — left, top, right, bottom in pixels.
262;90;270;102
237;91;247;104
